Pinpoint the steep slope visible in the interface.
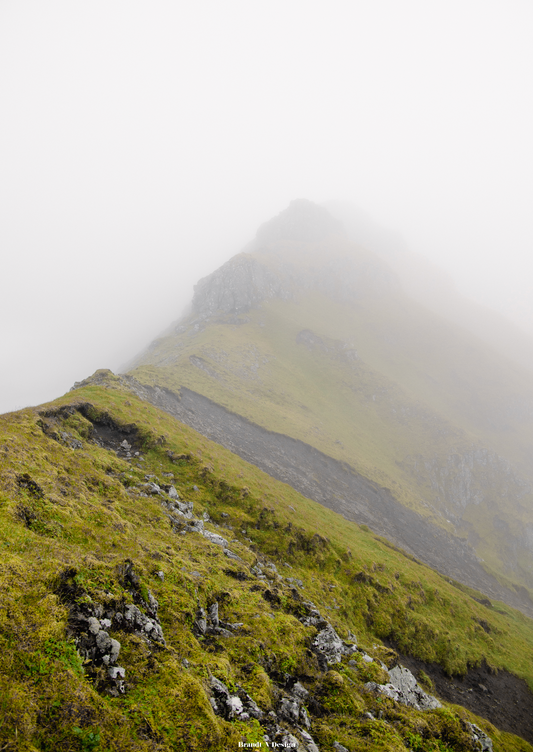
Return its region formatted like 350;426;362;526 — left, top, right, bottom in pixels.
127;200;533;597
2;372;533;750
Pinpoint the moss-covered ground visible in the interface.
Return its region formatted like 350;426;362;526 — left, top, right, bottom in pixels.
129;262;533;591
0;376;533;749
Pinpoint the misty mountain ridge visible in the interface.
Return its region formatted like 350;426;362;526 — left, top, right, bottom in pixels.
127;199;533;600
5;198;533;750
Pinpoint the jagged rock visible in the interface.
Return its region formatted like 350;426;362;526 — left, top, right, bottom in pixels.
120;603;166;645
299;706;311;729
142;482;162;495
300;729;320;752
192;254;292;318
208;602;219;627
365;665;441;711
291;681;309;701
312;623;356;666
224;548;242;560
168;485;179;499
95;631;121;664
298;601;323;627
108;665;126;680
467;722;493;751
333;742;349;752
202;530;228;547
279;697;300;724
226;695;243;719
209;676;263;722
187;519;204;533
194;607;207;635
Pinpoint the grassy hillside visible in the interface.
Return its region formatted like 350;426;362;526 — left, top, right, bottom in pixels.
129;252;533;590
2;372;533;750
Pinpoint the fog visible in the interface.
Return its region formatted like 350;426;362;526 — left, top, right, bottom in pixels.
2;0;533;414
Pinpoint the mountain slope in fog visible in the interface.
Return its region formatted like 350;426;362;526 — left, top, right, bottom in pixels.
128;200;533;594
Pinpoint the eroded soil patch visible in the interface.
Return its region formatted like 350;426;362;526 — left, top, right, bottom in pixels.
390;648;533;744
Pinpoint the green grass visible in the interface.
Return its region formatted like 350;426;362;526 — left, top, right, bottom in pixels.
0;376;533;749
128;248;533;591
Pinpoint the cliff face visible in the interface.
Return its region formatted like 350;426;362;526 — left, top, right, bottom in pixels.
192;254;291;318
129;200;533;595
191;200;399;319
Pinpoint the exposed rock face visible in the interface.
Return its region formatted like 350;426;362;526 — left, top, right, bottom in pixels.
189;200;398;320
191;254;291;318
365;665;442;711
255;198;344;244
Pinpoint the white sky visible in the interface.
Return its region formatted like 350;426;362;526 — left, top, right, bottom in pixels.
1;0;533;414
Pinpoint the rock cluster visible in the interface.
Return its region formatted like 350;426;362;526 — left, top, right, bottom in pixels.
57;564;166;697
365;664;442;711
204;584;493;752
193;601;243;639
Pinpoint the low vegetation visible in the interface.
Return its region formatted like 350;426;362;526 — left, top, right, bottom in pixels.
0;376;533;750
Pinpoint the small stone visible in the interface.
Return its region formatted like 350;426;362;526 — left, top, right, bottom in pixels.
333;742;349;752
291;681;309;700
96;631;112;653
109;638;121;663
108;665;126;679
225;695;243;719
87;617;101;635
224;549;242;561
202;530;228;547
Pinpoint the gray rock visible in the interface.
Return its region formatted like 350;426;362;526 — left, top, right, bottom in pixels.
108;665;126;680
300;730;320;752
168;485;179;499
95;630;112;653
333;743;349;752
279;697;300;724
299;705;311;729
109;638;121;663
202;530;228;547
208;602;219;627
87;616;101;635
291;681;309;701
194;607;207;635
312;624;345;665
365;665;441;711
466;722;493;752
299;601;323;627
224;548;242;560
226;695;243;719
187;519;204;533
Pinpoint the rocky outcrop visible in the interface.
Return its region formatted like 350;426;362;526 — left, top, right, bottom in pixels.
365;665;442;711
55;563;165;697
191;254;291;318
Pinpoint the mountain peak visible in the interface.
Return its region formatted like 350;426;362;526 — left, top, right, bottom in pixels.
255;198;343;244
